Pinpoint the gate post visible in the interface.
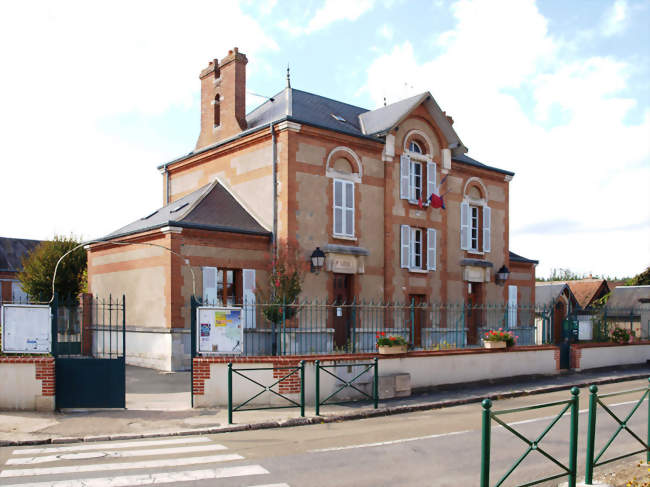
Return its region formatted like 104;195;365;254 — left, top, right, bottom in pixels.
227;362;233;424
190;296;199;408
315;360;320;416
299;360;305;417
51;292;58;356
373;357;379;409
584;385;598;484
122;295;126;359
568;387;580;487
480;398;492;487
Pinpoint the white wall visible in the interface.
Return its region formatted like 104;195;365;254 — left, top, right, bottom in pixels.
0;362;53;411
578;344;650;371
194;349;558;407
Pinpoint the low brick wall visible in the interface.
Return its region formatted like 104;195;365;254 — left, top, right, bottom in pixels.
193;345;559;408
571;342;650;370
0;357;55;411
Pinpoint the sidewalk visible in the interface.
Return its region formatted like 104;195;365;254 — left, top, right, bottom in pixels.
1;365;647;447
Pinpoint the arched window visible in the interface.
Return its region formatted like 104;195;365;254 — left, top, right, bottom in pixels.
409;141;422;154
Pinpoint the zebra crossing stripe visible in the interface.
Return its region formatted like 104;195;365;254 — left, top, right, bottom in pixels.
0;454;244;478
7;444;228;465
13;437;211;455
0;464;270;487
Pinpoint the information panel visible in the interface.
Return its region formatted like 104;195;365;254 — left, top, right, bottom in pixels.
197;306;243;354
1;304;51;354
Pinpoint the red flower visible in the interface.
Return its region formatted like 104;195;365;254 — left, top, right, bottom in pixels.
376;334;380;339
381;332;385;336
275;279;281;287
390;336;395;341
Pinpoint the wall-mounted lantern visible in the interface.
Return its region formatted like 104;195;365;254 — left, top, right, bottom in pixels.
495;265;510;285
310;247;325;274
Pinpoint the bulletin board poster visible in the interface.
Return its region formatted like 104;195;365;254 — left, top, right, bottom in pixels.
1;304;51;354
197;306;243;354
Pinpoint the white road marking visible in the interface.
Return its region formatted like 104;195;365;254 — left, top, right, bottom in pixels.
0;465;269;487
248;484;291;487
0;453;244;478
309;398;645;453
7;444;228;465
13;436;211;455
309;429;471;452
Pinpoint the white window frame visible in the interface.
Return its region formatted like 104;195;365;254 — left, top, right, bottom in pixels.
410;228;423;269
470;205;480;252
333;178;355;238
409;160;423;202
401;225;437;272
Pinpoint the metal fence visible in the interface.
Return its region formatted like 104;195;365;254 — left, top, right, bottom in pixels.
197;299;561;357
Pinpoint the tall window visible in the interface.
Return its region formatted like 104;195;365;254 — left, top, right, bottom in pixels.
203;267;240;306
470;206;480;252
409;160;422;201
333;179;354;237
410;228;422;269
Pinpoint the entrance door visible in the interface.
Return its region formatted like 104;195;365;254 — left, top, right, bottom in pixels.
333;274;352;348
54;295;126;409
409;294;426;348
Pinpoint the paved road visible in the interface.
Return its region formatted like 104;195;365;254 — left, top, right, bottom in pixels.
0;379;647;486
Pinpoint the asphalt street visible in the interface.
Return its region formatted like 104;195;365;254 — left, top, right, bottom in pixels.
0;379;647;486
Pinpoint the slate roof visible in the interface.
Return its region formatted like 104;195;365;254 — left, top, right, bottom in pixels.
0;237;42;272
160;87;514;175
535;282;577;307
104;181;271;240
605;285;650;309
509;251;538;264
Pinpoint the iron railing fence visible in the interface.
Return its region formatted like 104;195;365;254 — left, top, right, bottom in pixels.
588;307;646;342
195;299;563;357
481;388;581;487
52;294;125;359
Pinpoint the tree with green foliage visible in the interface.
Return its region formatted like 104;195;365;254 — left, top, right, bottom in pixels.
628;266;650;286
18;235;87;302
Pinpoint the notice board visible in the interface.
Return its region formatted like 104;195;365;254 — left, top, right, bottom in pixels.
1;304;51;354
197;306;243;354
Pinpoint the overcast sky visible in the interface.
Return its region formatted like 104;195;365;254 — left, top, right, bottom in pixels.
1;0;648;279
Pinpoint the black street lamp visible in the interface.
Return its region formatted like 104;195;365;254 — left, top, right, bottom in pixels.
310;247;325;274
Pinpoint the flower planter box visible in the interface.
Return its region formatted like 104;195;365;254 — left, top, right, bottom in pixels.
484;341;507;349
378;345;408;355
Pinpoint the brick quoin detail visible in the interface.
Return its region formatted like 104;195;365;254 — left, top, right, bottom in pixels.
570;347;582;370
0;357;55;397
273;361;301;394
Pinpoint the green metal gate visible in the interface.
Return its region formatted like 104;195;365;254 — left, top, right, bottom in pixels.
53;295;126;409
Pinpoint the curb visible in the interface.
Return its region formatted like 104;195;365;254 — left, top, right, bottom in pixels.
1;372;647;448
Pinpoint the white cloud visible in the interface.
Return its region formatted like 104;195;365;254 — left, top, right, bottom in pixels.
602;0;628;37
378;24;394;40
364;0;650;277
281;0;375;36
0;0;278;241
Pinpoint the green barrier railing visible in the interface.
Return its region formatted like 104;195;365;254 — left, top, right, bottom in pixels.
227;361;305;424
314;358;378;416
480;387;580;487
584;378;650;484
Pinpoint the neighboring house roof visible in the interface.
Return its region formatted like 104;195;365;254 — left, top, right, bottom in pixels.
535;282;578;307
104;180;271;240
566;279;611;309
0;237;42;272
606;285;650;309
509;251;538;264
160;87;513;175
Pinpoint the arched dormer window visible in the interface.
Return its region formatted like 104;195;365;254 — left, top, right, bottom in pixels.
409;140;422;154
401;133;436;204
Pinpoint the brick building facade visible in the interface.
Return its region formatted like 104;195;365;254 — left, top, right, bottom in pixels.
87;48;536;370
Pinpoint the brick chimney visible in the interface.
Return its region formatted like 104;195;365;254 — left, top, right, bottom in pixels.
195;48;248;150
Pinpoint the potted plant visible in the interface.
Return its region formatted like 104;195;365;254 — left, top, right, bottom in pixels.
483;328;516;349
376;332;408;354
611;327;631;344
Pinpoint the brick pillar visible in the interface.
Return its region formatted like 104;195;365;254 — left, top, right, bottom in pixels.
80;293;93;355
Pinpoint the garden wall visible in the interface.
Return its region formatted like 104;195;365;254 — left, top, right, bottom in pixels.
193;346;558;408
572;342;650;371
0;357;55;411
